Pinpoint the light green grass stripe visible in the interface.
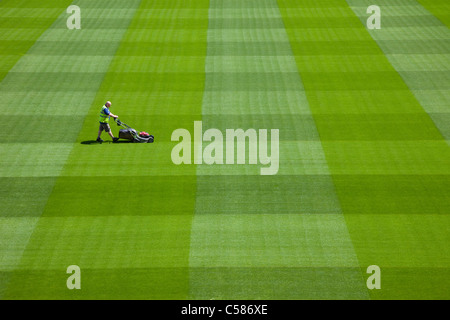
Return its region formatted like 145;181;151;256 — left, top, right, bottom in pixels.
0;92;104;116
0;8;63;18
37;29;131;42
0;217;40;271
190;214;362;268
0;0;142;299
188;0;368;300
346;0;450;141
202;90;309;114
209;28;349;42
9;56;115;73
386;54;450;71
369;26;449;40
0;143;74;177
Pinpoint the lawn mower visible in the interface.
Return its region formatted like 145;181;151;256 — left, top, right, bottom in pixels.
115;118;154;143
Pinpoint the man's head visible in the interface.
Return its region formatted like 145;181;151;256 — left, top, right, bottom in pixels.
105;101;112;108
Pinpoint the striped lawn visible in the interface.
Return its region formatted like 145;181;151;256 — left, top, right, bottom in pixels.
348;0;450;142
2;0;209;299
0;0;133;297
188;0;367;300
0;0;449;299
279;0;450;299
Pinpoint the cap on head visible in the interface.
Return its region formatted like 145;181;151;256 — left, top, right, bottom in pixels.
105;101;112;108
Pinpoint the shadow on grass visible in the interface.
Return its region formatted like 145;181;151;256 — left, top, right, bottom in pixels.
81;140;133;145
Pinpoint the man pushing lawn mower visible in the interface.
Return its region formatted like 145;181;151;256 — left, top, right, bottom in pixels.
96;100;154;144
97;101;119;143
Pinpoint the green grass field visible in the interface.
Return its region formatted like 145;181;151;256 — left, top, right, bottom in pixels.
0;0;449;300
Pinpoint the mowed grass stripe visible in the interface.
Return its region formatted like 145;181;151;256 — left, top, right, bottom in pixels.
1;0;144;299
414;0;450;27
0;0;74;82
0;0;142;175
4;0;210;299
279;0;450;299
347;0;450;142
346;0;450;298
188;0;368;300
1;0;131;297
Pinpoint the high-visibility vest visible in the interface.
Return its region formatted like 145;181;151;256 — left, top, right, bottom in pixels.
99;106;110;124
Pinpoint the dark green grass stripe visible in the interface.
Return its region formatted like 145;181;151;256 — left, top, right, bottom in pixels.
40;176;197;217
312;113;443;141
0;177;57;218
2;268;190;299
0;116;84;143
196;175;342;215
0;41;43;54
333;174;450;215
0;72;105;92
196;175;450;215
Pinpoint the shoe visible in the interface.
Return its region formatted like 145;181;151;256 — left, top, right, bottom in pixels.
113;137;119;143
96;138;103;143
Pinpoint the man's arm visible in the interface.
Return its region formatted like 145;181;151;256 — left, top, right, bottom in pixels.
109;113;119;119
